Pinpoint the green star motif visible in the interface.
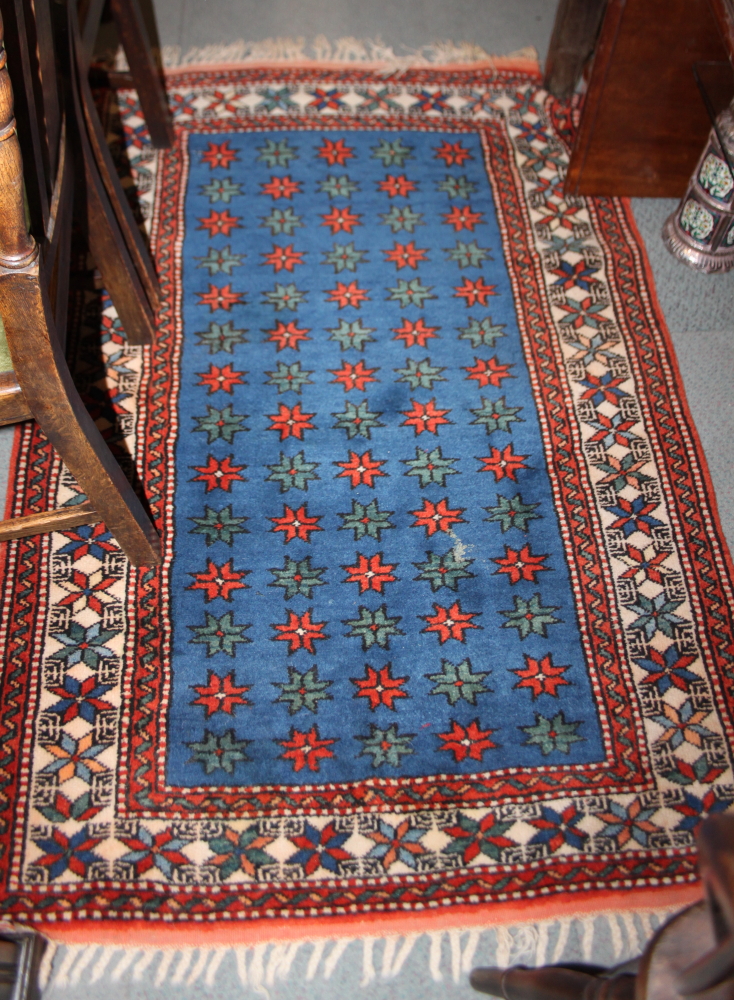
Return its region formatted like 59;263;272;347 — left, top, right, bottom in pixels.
500;593;561;640
192;405;248;444
187;729;251;774
195;245;245;275
380;204;425;233
269;556;327;599
426;658;490;705
189;612;252;656
444;240;492;268
484;493;541;532
262;282;307;312
266;451;320;492
265;361;314;394
199;177;243;203
593;453;654;494
395;357;447;390
196;321;249;354
328;319;376;351
443;812;515;863
470;396;523;434
387;278;436;308
339;499;394;541
357;723;415;768
189;505;248;546
414;550;474;592
261;207;303;235
402;446;460;487
323;242;368;273
206;827;275;879
332;399;384;439
318;174;359;198
257;138;298;167
458;317;506;348
372;138;414;166
521;712;584;755
344;604;404;650
273;666;332;714
437;175;477;199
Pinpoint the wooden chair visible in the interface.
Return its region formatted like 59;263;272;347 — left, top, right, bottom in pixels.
0;0;161;566
471;815;734;1000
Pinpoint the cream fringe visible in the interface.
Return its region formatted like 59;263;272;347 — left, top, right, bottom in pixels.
110;37;538;72
41;908;678;992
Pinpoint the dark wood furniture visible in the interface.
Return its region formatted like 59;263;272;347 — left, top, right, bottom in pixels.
471;815;734;1000
0;0;161;565
557;0;734;197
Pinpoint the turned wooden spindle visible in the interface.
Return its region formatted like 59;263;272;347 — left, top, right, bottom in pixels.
0;11;38;269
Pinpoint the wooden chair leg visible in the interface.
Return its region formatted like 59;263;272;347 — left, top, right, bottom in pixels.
70;0;161;317
0;263;161;566
67;8;157;347
108;0;174;149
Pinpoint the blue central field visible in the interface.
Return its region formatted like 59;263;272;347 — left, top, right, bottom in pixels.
165;127;604;787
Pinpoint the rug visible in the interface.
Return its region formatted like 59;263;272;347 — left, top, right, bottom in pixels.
1;60;732;954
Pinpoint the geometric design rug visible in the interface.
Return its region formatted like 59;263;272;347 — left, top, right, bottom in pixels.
1;60;731;939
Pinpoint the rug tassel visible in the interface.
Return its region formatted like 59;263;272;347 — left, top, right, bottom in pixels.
389;933;420;978
51;944;83;989
550;918;572;965
186;948;212;986
111;948;140;982
535;922;550;967
581;917;595;962
249;941;269;996
428;931;443;982
323;939;349;980
307;939;327;981
381;937;397;979
37;939;57;990
204;948;227;987
154;950;175;987
69;944;98;985
361;937;376;986
235;946;249;987
90;946;116;984
496;925;513;968
131;949;156;982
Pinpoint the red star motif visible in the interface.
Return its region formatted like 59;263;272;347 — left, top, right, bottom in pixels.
512;654;570;699
272;610;329;653
329;360;379;392
383;241;429;270
334;450;387;487
438;719;495;761
278;725;337;772
326;280;370;309
351;663;408;710
262;244;305;272
187;559;249;601
392;318;439;347
401;398;452;435
270;504;323;543
196;363;246;394
478;444;529;481
378;174;417;197
267;403;316;440
493;544;549;584
201;140;239;168
434;140;472;165
464;356;514;388
197;209;242;237
190;455;247;492
196;283;244;311
265;320;311;351
260;175;302;199
321;205;362;234
411;497;465;537
421;601;481;643
191;670;251;716
343;552;398;593
454;277;497;306
317;137;355;165
442;205;484;231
